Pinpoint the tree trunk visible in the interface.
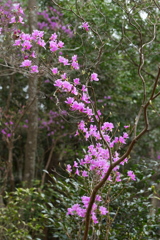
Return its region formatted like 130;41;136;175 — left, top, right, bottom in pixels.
24;0;38;187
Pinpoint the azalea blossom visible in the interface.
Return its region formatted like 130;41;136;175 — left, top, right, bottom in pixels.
82;22;90;31
30;65;39;73
127;170;136;181
20;60;32;67
51;68;58;74
99;206;108;215
10;16;16;24
59;56;70;65
18;16;24;24
90;73;99;81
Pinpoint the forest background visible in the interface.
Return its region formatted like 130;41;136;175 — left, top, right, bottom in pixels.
0;0;160;239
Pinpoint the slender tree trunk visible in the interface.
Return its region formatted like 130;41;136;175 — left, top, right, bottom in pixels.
24;0;38;187
8;141;15;190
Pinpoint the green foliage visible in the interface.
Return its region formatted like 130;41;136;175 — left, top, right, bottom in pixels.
50;159;160;239
0;187;51;239
0;159;160;239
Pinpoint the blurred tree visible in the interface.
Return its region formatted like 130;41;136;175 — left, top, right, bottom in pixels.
24;0;38;186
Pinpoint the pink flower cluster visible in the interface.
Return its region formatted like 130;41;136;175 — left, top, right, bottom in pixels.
127;170;136;181
49;33;64;52
54;75;101;117
9;5;136;225
9;3;24;24
13;29;48;73
20;60;38;73
1;121;14;138
48;40;135;222
38;110;67;137
67;195;108;223
37;7;73;37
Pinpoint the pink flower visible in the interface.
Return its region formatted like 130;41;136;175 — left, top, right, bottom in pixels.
120;158;128;165
50;33;57;41
95;195;102;202
21;33;31;41
71;55;79;69
59;56;70;65
116;171;122;182
57;41;64;48
22;40;32;50
13;3;20;10
82;85;87;92
75;169;80;175
127;170;136;181
83;107;93;116
81;196;90;207
78;121;86;131
30;65;39;73
13;39;21;46
66;164;72;173
65;97;74;105
119;136;126;144
71;87;78;96
18;16;24;24
13;3;24;14
51;68;58;74
123;132;129;139
81;93;90;103
90;73;99;81
101;122;114;131
10;16;16;24
62;81;72;91
82;170;88;177
71;101;85;112
32;30;44;39
70;204;86;217
37;39;46;48
49;41;58;52
61;73;67;80
72;61;79;70
91;213;98;223
54;79;63;88
20;60;32;67
99;206;108;215
82;22;90;31
73;78;80;85
72;55;78;61
74;161;78;168
67;208;74;215
31;51;36;58
1;129;7;135
18;7;24;14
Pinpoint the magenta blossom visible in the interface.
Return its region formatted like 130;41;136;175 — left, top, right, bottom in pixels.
20;60;32;67
66;164;72;173
82;22;90;31
18;16;24;24
59;56;70;65
90;73;99;81
30;65;39;73
99;206;108;215
51;68;58;74
127;170;136;181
